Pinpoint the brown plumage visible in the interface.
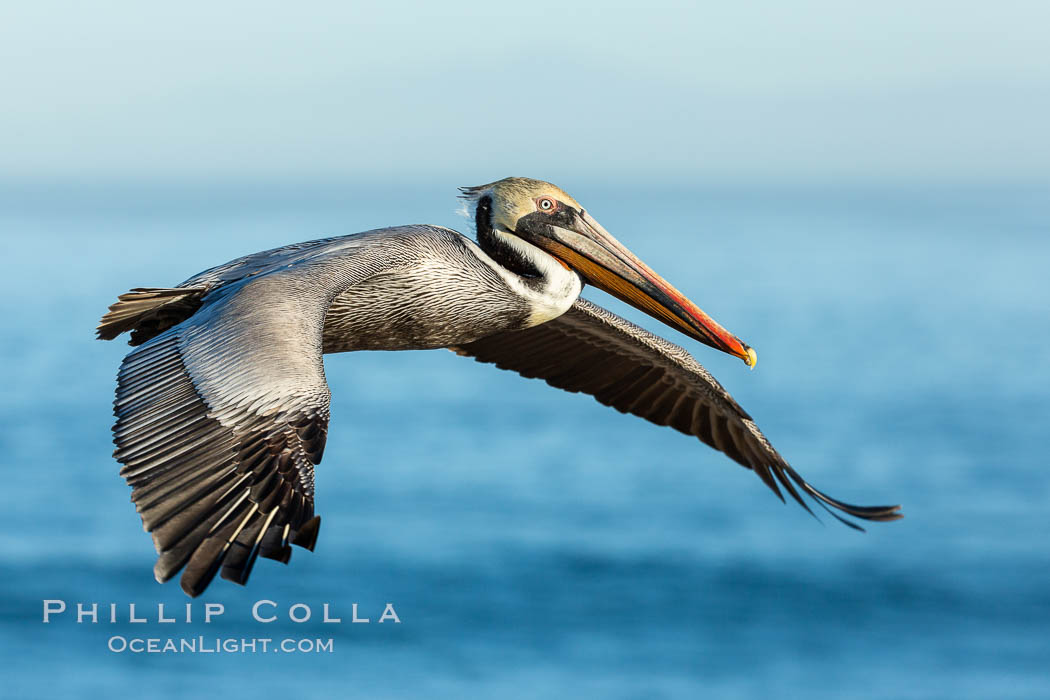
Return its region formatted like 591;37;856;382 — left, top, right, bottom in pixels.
455;298;902;528
98;178;901;597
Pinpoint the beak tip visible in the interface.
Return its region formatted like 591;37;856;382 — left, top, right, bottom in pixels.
745;346;757;369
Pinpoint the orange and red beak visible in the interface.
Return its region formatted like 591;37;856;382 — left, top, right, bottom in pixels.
516;207;756;367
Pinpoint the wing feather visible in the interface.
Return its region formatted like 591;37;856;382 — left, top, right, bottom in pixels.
112;325;327;596
455;298;902;528
107;239;393;596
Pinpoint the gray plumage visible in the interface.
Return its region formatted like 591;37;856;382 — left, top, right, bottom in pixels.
101;225;544;596
98;180;900;597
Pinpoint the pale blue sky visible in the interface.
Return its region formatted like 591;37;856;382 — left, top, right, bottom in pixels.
2;1;1048;183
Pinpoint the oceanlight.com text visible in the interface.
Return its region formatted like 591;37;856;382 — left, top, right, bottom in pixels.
107;636;334;654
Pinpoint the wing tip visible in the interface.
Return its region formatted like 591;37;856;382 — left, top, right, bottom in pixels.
291;515;322;552
777;463;903;529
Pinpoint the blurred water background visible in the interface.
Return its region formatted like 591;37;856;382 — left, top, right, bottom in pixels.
0;179;1047;698
2;1;1050;698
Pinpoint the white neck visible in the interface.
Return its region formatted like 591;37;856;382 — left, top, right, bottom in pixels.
475;226;582;327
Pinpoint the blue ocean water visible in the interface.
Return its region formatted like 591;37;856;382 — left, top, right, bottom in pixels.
0;180;1047;699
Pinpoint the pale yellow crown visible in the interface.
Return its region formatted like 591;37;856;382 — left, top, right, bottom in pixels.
459;177;580;231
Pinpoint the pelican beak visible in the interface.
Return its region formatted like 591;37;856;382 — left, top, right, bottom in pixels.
519;208;756;367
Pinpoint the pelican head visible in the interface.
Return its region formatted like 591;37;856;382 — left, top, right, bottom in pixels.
461;177;756;367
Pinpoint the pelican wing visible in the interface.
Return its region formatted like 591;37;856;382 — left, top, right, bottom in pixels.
454;298;901;528
109;236;394;596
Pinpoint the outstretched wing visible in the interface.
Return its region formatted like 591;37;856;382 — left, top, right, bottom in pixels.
109;233;400;596
454;298;901;528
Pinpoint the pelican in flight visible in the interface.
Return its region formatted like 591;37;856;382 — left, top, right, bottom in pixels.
98;177;901;597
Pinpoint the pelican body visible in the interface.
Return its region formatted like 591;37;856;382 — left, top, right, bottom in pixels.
98;177;901;597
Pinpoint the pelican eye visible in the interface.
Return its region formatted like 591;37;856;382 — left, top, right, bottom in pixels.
537;197;556;212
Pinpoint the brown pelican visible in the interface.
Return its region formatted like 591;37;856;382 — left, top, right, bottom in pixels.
97;177;901;597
